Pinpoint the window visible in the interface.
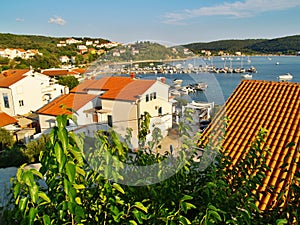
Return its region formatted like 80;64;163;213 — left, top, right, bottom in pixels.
158;107;162;116
107;115;113;127
3;93;9;108
153;92;156;99
19;100;24;107
146;92;157;102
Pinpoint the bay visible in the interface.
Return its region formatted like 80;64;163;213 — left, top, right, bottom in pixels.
138;55;300;105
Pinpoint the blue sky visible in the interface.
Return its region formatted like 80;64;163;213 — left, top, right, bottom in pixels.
1;0;300;45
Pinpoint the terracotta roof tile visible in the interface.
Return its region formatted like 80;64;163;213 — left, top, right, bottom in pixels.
0;69;30;87
37;93;97;116
72;76;156;101
0;111;18;127
70;79;95;93
71;68;86;74
200;80;300;211
41;69;75;77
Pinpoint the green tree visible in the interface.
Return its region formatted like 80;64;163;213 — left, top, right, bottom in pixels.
57;76;79;90
24;134;49;163
0;128;14;151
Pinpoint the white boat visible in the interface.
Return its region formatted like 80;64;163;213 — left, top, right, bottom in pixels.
173;79;183;85
241;73;252;79
278;73;293;80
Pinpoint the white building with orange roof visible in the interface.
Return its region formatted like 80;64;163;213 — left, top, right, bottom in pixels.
0;111;18;130
37;74;173;148
0;69;68;116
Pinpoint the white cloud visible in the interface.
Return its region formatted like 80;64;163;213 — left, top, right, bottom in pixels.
48;16;66;25
162;0;300;24
16;18;24;22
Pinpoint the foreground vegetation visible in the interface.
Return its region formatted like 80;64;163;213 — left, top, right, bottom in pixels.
0;111;299;224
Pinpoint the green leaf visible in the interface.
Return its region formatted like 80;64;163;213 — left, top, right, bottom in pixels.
276;219;288;225
30;168;43;179
18;197;28;213
43;215;51;225
209;210;222;222
57;127;68;151
38;191;51;203
66;162;76;183
134;202;148;213
113;183;125;194
23;171;35;187
75;197;82;205
180;195;193;202
129;220;138;225
13;183;21;199
73;184;85;190
29;207;38;225
56;114;67;130
29;184;39;203
179;215;191;225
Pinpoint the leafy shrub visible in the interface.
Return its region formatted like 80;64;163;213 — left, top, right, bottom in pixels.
1;112;299;224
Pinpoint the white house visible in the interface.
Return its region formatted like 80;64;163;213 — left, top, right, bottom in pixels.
66;38;82;45
37;75;173;148
0;48;42;59
0;111;18;130
0;69;68;116
59;55;70;63
37;93;101;134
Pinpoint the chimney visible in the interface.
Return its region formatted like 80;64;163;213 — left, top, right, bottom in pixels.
130;72;135;79
160;77;166;83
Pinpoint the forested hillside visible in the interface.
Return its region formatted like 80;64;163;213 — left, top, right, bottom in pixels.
0;33;110;70
184;35;300;55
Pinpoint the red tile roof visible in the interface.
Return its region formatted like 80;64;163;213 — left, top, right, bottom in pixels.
71;68;86;74
71;76;156;101
37;93;98;116
0;69;30;87
41;69;77;77
0;111;18;127
200;80;300;211
70;79;95;93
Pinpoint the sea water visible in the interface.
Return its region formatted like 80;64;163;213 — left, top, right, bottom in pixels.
139;55;300;105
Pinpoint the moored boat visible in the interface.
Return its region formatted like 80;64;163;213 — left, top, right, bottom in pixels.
241;73;252;79
278;73;293;80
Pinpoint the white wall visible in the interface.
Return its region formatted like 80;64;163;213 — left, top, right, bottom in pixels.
10;76;44;115
0;88;15;115
39;96;100;133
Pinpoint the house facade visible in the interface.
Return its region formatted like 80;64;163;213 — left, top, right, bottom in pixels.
0;69;68;116
37;75;173;148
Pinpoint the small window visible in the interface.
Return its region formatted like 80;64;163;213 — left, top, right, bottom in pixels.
19;100;24;106
158;107;162;116
150;93;153;101
3;93;9;108
108;115;113;127
153;92;156;99
146;94;149;102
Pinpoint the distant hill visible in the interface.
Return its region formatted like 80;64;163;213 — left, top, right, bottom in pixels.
0;33;109;51
0;33;110;70
183;35;300;55
100;41;194;63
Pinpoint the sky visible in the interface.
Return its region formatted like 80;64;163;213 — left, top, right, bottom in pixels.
1;0;300;45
